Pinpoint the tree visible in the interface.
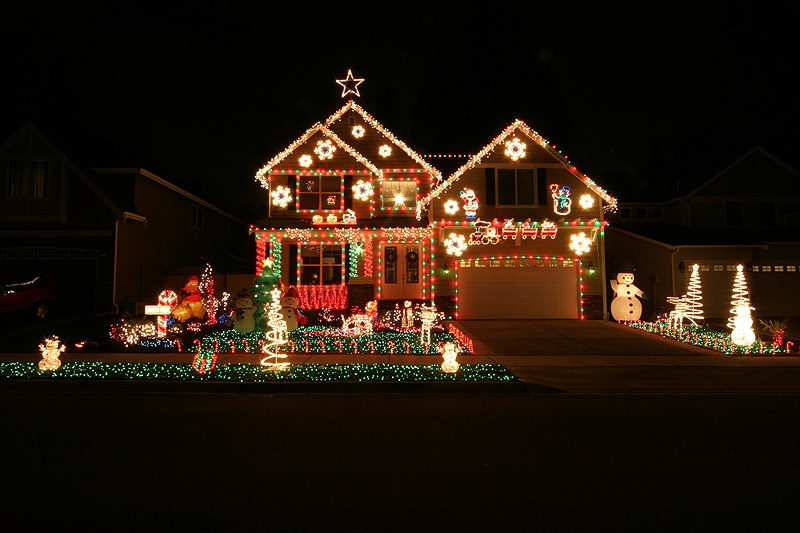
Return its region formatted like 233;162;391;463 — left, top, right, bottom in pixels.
252;257;281;332
260;286;289;370
728;264;751;330
684;264;704;325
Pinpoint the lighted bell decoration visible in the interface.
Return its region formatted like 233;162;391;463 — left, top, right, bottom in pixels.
38;335;65;372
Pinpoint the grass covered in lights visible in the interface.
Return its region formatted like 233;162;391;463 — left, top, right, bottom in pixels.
0;361;518;382
624;320;788;356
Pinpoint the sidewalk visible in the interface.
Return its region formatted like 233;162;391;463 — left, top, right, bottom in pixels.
2;320;800;394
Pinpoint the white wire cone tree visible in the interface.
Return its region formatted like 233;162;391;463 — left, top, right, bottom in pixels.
260;287;290;371
684;264;704;325
727;264;752;330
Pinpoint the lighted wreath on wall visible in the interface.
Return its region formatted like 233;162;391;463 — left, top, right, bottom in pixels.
406;249;418;264
385;247;397;265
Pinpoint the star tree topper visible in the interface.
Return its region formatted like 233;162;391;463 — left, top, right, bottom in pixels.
336;69;364;98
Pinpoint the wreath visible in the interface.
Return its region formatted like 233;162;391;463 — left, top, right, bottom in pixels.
406;250;418;264
385;248;397;264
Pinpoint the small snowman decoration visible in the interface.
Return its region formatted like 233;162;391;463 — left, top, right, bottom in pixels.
232;289;256;333
279;287;306;332
730;301;756;346
440;342;460;373
38;335;65;372
610;271;644;321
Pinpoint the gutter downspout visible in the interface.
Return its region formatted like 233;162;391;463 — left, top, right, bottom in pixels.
112;219;120;314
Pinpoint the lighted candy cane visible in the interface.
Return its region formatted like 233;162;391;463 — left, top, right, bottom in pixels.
288;340;295;353
786;341;794;353
174;339;182;352
243;339;249;352
388;340;395;354
367;341;375;354
351;340;359;354
303;340;309;352
157;290;179;337
317;339;326;353
403;341;411;354
335;340;343;352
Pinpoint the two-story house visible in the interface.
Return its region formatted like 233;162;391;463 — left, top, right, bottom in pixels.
253;70;619;321
417;121;618;320
606;147;800;321
0;121;253;316
251;84;442;313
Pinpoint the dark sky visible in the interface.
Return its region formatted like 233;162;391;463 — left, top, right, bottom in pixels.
2;2;797;217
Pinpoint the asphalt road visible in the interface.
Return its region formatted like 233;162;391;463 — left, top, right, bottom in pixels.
3;391;799;531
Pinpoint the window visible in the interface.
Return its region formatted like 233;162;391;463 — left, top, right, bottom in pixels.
651;207;663;219
788;266;797;272
489;259;501;268
775;266;784;272
635;208;647;219
620;208;631;219
218;218;230;239
298;175;342;211
751;266;760;272
725;202;743;227
762;266;772;272
485;167;547;206
714;265;723;271
8;160;49;198
759;202;776;227
381;179;417;211
300;245;343;285
190;204;204;229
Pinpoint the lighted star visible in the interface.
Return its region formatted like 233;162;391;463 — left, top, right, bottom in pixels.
336;69;364;98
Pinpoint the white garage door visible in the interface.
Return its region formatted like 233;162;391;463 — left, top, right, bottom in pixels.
457;258;579;319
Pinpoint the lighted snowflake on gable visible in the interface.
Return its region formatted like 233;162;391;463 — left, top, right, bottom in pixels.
352;179;374;201
579;194;595;209
504;137;527;161
271;185;292;208
299;154;313;168
314;139;336;160
443;199;459;215
444;233;468;257
569;232;592;256
379;145;392;158
351;125;365;138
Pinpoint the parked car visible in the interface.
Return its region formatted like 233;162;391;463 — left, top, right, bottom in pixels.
0;273;55;319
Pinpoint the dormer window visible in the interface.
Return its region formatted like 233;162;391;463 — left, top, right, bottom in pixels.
381;178;417;212
8;160;49;198
297;175;343;211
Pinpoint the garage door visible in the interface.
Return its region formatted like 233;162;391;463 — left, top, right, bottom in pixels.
457;257;579;319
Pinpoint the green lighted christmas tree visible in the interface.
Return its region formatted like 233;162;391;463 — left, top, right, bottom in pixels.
253;257;281;332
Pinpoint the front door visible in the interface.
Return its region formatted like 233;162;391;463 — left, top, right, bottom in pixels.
382;244;422;300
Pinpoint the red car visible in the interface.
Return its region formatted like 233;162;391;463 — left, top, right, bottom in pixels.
0;273;55;319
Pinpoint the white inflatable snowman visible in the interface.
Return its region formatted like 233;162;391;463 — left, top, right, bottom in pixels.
610;271;644;321
232;289;256;333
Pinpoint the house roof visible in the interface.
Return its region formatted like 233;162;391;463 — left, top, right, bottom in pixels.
417;119;618;218
683;146;800;200
610;222;800;247
254;100;442;190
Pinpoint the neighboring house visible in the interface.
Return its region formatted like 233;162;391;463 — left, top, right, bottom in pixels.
0;121;253;315
418;121;618;319
606;147;800;321
252;74;618;319
251;97;442;313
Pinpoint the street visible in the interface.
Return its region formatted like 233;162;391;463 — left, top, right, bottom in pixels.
3;391;799;531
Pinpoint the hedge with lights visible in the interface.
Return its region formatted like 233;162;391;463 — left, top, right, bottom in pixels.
623;320;786;355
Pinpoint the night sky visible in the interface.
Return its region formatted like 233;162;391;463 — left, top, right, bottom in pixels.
2;2;797;218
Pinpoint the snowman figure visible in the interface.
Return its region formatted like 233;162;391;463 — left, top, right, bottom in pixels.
610;271;644;321
232;289;256;333
730;301;756;346
279;287;307;332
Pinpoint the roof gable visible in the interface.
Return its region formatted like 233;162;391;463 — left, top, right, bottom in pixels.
255;100;442;191
684;146;800;199
417;119;618;217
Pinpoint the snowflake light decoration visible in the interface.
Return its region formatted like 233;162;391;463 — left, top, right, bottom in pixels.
443;199;460;215
314;139;336;160
352;179;374;201
298;154;313;168
379;145;392;158
579;194;595;209
271;185;292;208
504;137;527;161
351;125;365;138
444;233;468;256
569;232;592;255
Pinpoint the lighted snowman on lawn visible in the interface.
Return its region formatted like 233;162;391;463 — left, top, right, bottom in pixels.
232;289;256;333
610;271;644;321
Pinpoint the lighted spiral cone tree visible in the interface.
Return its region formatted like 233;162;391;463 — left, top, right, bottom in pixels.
260;287;290;371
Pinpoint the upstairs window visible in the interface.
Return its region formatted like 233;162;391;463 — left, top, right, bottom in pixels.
298;175;342;211
190;204;204;229
485;167;548;206
8;160;49;198
381;178;417;212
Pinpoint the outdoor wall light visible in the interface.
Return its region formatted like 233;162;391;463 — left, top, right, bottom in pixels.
678;261;686;274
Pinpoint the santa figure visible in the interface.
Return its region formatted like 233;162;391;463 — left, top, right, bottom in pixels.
279;286;307;332
174;275;206;322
